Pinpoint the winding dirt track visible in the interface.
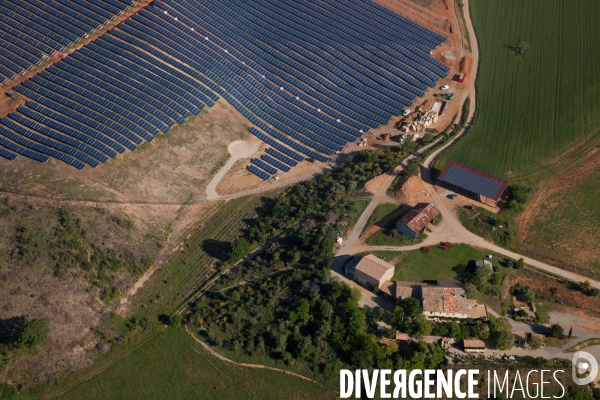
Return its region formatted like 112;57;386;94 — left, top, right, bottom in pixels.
184;326;330;390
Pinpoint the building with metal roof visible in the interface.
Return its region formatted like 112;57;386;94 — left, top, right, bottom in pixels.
437;161;509;203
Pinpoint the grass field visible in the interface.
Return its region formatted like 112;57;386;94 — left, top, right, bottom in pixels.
437;0;600;181
392;243;502;282
51;328;331;400
520;160;600;273
132;192;279;318
364;203;400;228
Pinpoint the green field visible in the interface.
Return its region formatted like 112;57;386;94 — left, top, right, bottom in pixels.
50;328;332;400
392;244;504;282
364;203;401;228
437;0;600;180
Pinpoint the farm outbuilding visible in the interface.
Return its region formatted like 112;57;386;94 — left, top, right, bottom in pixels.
345;254;395;289
395;203;439;239
437;161;508;204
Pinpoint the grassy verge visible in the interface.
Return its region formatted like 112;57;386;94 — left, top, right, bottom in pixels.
564;338;600;353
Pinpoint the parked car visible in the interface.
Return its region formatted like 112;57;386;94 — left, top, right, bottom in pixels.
402;109;411;116
440;85;450;90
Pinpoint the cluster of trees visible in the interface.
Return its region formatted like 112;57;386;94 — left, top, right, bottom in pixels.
457;263;503;300
193;270;445;373
508;184;529;212
489;317;514;350
0;317;50;370
188;143;451;373
511;282;536;302
390;298;432;338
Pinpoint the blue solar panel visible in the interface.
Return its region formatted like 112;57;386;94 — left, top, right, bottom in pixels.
438;161;509;201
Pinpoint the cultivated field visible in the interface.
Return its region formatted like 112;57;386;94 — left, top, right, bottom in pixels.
50;328;331;400
437;0;600;180
518;150;600;275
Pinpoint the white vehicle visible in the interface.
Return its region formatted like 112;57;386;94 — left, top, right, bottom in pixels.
440;85;450;90
402;109;411;116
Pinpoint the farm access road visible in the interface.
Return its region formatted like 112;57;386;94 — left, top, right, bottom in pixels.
331;0;599;307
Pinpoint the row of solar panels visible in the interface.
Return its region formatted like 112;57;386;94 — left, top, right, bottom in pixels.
124;12;349;158
230;0;432;94
0;0;139;82
248;0;434;91
1;0;445;169
275;0;447;75
158;0;382;129
141;3;425;159
226;5;419;110
342;0;447;47
158;2;386;130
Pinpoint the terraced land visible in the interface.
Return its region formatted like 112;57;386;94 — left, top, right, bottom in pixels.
437;0;600;180
131;192;279;318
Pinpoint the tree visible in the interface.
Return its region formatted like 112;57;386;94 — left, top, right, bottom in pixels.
515;258;525;269
472;323;490;340
490;318;513;350
229;237;252;263
401;297;422;320
495;331;514;350
14;317;50;354
507;200;523;213
548;324;565;339
391;306;405;329
527;335;542;350
170;314;183;328
288;299;310;324
515;309;528;318
580;280;592;294
405;162;420;176
524;288;536;302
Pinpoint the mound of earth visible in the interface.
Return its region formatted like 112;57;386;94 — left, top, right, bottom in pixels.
393;175;431;204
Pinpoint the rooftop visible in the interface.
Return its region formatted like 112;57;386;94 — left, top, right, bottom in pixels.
395;281;426;299
396;203;439;233
354;254;395;281
463;339;486;348
438;161;509;201
421;285;479;315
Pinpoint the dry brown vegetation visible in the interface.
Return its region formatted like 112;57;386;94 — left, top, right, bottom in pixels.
0;99;247;204
0;195;173;387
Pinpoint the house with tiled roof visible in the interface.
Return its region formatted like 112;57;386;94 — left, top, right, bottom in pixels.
344;254;395;288
421;285;487;319
396;203;439;239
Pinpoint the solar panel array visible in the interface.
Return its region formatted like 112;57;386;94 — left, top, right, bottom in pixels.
0;0;136;162
1;0;446;171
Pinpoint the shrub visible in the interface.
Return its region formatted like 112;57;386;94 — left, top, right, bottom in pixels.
229;237;252;263
548;324;565;339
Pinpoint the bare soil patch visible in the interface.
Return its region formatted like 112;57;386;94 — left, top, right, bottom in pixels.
0;100;247;203
519;148;600;269
0;197;171;388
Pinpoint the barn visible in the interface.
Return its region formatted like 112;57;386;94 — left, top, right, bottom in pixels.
437;161;508;204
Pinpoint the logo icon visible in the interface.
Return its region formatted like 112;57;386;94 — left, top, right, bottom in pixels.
572;351;599;385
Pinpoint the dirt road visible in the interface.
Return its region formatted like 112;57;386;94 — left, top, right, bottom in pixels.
337;0;600;291
205;140;259;199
